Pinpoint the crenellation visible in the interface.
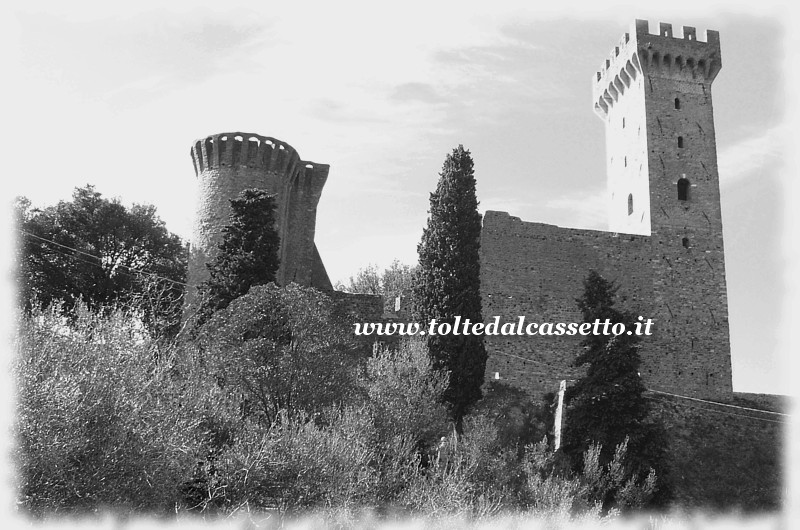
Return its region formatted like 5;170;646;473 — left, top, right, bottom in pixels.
595;19;721;119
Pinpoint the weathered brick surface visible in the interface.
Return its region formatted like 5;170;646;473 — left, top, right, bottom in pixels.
186;133;331;310
648;392;783;511
480;20;732;399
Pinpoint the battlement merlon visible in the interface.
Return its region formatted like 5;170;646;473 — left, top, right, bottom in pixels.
190;132;328;177
190;132;329;201
593;19;721;119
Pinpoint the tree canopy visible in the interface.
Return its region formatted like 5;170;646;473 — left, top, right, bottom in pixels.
196;283;361;423
16;185;187;337
336;260;417;314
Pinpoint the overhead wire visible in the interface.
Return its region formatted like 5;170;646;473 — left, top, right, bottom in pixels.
19;229;189;288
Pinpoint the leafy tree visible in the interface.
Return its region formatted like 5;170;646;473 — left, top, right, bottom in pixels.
192;188;280;328
196;283;361;423
15;186;186;337
336;264;381;295
562;270;669;505
336;259;418;313
381;260;417;314
413;145;487;428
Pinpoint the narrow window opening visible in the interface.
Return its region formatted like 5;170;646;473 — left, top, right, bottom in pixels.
674;98;681;110
624;156;627;167
622;117;626;128
682;237;690;248
678;136;684;148
678;178;690;201
627;194;634;215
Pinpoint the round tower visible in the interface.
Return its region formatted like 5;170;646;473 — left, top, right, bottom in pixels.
186;132;332;311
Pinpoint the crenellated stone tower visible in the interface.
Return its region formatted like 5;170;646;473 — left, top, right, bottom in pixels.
480;20;732;398
593;20;731;393
186;133;333;311
594;20;722;237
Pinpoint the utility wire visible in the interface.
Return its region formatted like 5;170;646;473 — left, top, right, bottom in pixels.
492;352;789;424
492;349;578;379
19;229;189;288
646;388;789;417
646;396;786;425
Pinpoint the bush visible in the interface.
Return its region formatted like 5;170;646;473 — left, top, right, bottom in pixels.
521;436;657;517
396;414;521;519
195;407;382;514
469;380;546;453
14;304;214;515
194;283;363;423
362;339;451;451
15;302;656;522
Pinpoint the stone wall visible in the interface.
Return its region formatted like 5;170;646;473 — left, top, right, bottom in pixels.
330;291;395;353
481;212;648;396
480;210;732;399
647;392;784;511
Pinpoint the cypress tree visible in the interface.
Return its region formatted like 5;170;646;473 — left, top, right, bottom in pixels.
563;270;670;503
193;188;280;328
413;145;487;427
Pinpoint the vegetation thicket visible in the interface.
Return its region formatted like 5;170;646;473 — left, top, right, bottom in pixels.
14;185;659;523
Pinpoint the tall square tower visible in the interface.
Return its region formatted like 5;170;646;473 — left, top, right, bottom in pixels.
479;20;732;398
593;20;731;393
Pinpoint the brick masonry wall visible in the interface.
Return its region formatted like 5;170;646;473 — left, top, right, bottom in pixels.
480;211;650;397
647;392;783;511
480;210;732;399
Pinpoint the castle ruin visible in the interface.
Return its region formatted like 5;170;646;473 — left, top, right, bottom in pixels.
181;20;783;508
186;20;734;400
480;19;732;399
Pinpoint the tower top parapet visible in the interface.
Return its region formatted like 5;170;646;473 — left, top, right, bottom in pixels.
190;132;329;179
593;19;721;119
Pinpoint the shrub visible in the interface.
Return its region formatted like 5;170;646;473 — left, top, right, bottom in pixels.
201;407;381;514
521;436;657;517
396;414;520;519
194;283;362;423
362;338;450;452
469;380;546;453
14;304;212;515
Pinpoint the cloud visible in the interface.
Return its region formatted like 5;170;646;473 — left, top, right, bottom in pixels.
544;191;608;230
479;189;607;231
718;123;787;185
390;83;445;104
14;10;270;107
480;196;534;217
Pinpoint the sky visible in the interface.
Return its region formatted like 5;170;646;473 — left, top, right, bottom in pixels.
3;1;797;397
